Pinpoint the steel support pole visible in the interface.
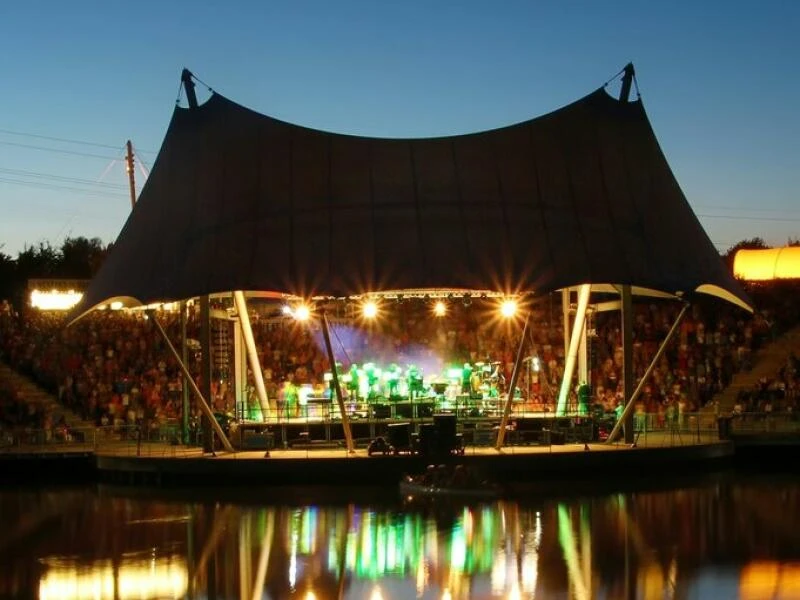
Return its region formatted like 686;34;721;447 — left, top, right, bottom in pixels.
233;291;270;422
148;309;234;452
180;301;190;444
578;313;589;386
233;320;245;418
606;303;689;444
621;285;634;443
556;284;591;415
496;312;530;449
200;295;214;452
320;312;355;454
562;287;571;359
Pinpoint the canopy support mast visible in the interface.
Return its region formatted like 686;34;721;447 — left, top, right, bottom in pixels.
181;68;198;109
320;312;355;454
496;312;531;449
557;284;591;415
180;69;220;451
233;291;271;421
620;63;635;103
147;309;234;452
618;65;637;442
606;303;689;444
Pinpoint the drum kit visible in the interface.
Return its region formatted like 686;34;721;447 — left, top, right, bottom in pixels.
472;361;503;399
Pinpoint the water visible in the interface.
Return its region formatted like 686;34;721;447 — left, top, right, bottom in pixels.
0;472;798;600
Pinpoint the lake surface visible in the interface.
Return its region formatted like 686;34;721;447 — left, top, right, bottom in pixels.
0;472;798;600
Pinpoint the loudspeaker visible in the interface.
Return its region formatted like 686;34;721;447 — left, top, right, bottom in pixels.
418;423;439;456
387;422;412;450
372;404;391;419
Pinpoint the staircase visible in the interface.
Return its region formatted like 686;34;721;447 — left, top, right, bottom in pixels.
712;325;800;413
0;361;94;429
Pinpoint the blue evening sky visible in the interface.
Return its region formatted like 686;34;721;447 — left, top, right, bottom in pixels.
0;0;797;257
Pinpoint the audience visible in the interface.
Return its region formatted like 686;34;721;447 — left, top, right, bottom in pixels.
1;283;798;443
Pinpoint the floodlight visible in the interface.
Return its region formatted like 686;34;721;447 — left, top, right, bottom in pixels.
500;299;517;318
363;300;378;319
294;304;311;321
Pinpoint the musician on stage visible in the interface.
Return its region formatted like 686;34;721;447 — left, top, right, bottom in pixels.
386;363;402;398
347;364;361;401
461;362;473;394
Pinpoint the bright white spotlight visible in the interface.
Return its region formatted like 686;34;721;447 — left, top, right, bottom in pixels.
363;300;378;319
500;299;517;318
281;305;293;316
433;300;446;317
294;304;311;321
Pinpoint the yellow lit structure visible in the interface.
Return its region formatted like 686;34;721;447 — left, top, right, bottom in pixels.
733;247;800;281
39;557;188;600
739;560;800;600
30;289;83;311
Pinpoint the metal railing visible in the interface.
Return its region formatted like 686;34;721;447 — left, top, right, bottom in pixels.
726;411;800;435
0;410;757;458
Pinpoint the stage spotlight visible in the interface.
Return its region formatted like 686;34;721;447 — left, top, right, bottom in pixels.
433;300;447;317
362;300;378;319
294;304;311;321
281;305;293;316
500;299;517;318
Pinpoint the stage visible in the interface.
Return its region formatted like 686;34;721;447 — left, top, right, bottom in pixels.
227;410;614;451
92;436;733;488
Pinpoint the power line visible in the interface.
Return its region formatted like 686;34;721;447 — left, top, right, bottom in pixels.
0;166;127;190
695;204;800;214
698;213;800;223
0;127;157;155
0;140;121;160
0;127;123;150
0;176;129;199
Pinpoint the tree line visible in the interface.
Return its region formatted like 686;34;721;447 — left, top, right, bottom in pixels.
0;237;110;306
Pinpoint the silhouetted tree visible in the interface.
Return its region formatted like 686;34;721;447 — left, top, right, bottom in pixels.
59;236;107;278
722;237;769;270
15;242;60;281
0;246;16;301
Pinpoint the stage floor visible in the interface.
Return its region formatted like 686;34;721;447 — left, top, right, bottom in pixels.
91;429;721;460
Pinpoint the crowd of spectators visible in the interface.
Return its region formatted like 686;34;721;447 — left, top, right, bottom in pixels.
0;284;798;440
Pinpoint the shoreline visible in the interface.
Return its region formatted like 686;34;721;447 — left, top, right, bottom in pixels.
0;440;736;487
2;434;797;489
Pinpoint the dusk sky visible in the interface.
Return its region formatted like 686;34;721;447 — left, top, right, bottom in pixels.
0;0;797;257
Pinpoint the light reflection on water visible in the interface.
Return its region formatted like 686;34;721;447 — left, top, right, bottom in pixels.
0;474;799;599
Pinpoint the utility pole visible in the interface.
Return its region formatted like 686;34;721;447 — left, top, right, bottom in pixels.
125;140;136;210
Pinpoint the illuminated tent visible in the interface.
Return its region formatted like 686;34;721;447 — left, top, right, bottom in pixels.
734;247;800;281
70;68;751;320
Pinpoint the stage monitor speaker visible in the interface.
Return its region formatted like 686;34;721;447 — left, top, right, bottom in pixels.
241;430;275;450
434;414;457;438
372;404;391;419
418;402;434;418
395;403;413;419
418;423;439;456
387;422;412;450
